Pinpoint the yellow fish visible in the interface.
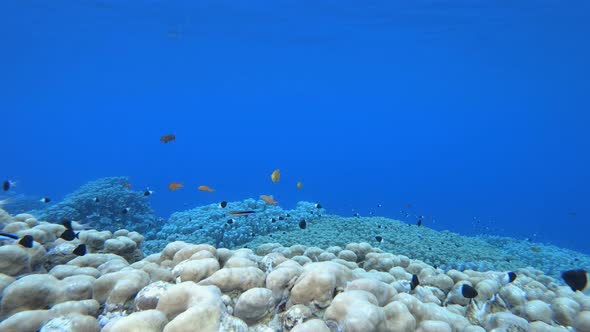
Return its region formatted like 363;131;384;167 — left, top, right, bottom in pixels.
271;169;280;183
198;185;214;193
297;181;303;189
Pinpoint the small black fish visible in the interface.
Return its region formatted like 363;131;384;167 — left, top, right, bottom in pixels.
315;203;322;209
279;216;285;220
60;229;79;241
411;274;420;290
219;201;228;208
122;207;130;214
353;213;360;218
271;218;276;223
227;219;234;225
417;219;422;227
40;197;51;203
299;219;307;229
2;180;9;191
144;190;154;196
62;219;73;230
0;232;19;240
377;225;381;229
375;236;383;243
562;269;589;293
73;244;87;256
505;271;517;283
18;235;33;248
286;213;291;217
461;284;478;299
93;197;100;203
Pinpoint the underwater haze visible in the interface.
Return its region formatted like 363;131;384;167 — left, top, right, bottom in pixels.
2;0;589;252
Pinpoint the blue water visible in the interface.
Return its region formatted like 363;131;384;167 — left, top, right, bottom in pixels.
2;1;589;252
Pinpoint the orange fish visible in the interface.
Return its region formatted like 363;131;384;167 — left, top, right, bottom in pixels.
296;181;303;189
198;185;214;193
124;183;132;190
260;195;278;205
160;134;176;143
168;182;183;191
271;169;280;183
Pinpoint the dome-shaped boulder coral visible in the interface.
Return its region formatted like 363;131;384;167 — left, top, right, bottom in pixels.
266;259;303;301
155;282;231;331
80;230;112;252
134;281;173;311
0;274;94;319
49;264;101;279
104;236;143;262
0;309;54;332
233;287;275;324
41;313;101;332
415;320;453;332
551;296;580;326
131;261;174;283
291;261;354;308
381;301;417;331
66;253;128;271
102;309;168;332
198;266;265;292
345;278;397;306
290;319;331;332
345;242;373;261
92;269;150;312
0;244;32;276
172;257;220;283
484;312;530;331
223;254;258;269
574;311;590;332
49;299;100;317
171;243;217;264
337;249;358;262
324;290;386;331
0;273;15;294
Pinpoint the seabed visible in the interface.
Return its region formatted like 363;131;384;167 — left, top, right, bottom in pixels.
0;178;589;331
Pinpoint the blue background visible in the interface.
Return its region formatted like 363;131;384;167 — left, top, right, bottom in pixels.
2;1;589;252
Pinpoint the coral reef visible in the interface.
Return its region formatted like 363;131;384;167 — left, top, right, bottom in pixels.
2;208;590;332
143;199;324;254
37;177;162;236
241;215;590;282
0;211;144;278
